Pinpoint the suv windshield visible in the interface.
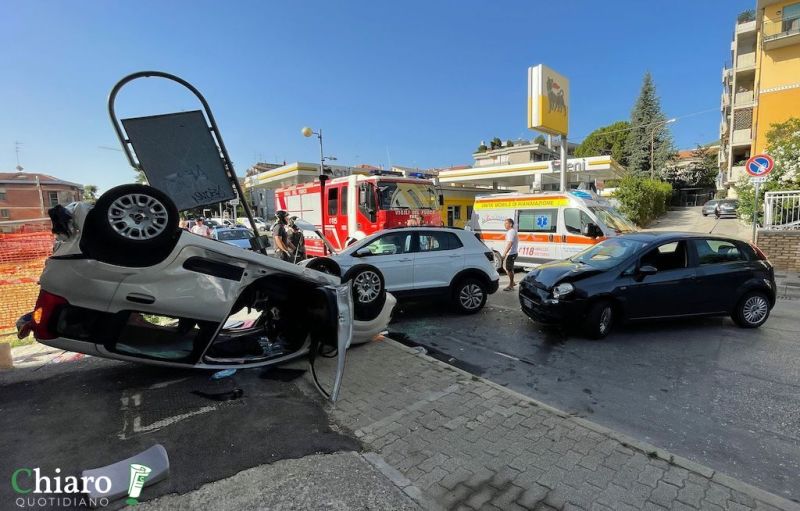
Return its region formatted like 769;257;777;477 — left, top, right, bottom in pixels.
377;181;437;210
571;237;647;269
589;206;637;233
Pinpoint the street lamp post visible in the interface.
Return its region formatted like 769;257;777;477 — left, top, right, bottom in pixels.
649;118;676;178
302;126;331;254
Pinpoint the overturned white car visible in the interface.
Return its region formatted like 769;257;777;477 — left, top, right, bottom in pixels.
19;184;395;400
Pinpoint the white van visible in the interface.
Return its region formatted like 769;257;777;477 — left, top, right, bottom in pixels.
469;190;637;269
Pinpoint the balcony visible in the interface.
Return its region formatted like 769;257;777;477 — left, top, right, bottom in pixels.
735;51;756;70
734;89;754;105
732;128;752;146
722;67;733;83
736;19;757;34
763;17;800;49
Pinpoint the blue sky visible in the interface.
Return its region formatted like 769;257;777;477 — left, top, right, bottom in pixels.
1;0;751;192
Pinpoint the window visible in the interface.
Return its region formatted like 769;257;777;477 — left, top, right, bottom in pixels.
466;206;474;221
0;188;6;201
518;208;557;233
694;239;746;265
327;187;338;216
362;233;413;256
564;208;593;235
446;205;461;221
640;241;688;272
418;232;463;252
341;187;348;215
48;191;59;207
0;209;9;219
783;2;800;31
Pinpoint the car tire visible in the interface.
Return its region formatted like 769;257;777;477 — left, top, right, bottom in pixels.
702;213;707;217
81;184;180;267
342;265;386;321
452;277;488;314
584;300;614;339
493;251;505;274
306;258;341;277
732;291;770;328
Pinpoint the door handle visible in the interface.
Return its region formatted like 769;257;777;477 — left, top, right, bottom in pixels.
399;258;412;262
127;293;155;305
448;254;461;258
548;234;554;242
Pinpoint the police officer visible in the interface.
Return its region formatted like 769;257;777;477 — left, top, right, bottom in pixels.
271;211;294;262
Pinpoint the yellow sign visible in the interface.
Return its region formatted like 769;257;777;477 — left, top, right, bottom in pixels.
475;197;569;210
528;64;569;136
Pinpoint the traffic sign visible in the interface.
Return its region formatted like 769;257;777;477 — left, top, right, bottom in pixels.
228;198;240;206
745;154;774;177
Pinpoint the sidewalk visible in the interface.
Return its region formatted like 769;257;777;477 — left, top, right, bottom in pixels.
303;338;800;511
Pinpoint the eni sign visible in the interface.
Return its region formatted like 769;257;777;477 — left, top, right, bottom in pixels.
528;64;569;136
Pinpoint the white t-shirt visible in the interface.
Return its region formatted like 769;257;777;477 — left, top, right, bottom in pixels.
191;224;212;237
505;228;519;255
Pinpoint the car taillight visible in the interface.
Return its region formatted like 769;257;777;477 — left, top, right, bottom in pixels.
484;251;494;262
749;242;768;261
31;290;68;340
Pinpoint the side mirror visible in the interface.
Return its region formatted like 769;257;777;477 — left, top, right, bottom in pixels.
582;223;602;238
638;265;658;277
354;247;372;257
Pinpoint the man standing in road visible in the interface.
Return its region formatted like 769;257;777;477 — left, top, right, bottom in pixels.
272;210;295;262
190;217;212;237
502;218;519;291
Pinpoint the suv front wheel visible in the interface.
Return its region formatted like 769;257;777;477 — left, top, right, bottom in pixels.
452;278;487;314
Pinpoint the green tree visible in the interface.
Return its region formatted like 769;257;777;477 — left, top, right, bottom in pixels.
533;135;546;145
613;175;673;226
575;121;630;165
660;145;718;188
82;184;98;202
505;139;514;147
490;137;502;150
624;72;676;175
734;117;800;222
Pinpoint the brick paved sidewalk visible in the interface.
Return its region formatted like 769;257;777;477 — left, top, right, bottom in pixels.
303;339;800;511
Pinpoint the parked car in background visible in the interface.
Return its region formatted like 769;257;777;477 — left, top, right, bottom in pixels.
302;226;500;314
212;227;256;250
519;232;775;338
18;184;395;401
238;216;269;232
702;199;739;217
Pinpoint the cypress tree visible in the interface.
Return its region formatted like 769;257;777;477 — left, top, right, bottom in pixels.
624;72;676;175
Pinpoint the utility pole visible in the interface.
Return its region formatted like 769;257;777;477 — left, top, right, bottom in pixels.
15;141;23;171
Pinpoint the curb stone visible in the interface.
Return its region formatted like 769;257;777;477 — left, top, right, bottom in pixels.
381;337;800;511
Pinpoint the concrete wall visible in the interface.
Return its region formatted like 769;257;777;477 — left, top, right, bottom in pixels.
757;229;800;271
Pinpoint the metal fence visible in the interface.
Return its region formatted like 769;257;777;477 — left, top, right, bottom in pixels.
764;191;800;230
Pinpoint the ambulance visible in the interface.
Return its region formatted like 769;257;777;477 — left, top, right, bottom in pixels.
470;190;637;269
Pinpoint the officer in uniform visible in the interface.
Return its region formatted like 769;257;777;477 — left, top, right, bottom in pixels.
271;210;294;262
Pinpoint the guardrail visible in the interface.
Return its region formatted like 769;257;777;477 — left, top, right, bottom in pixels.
764;190;800;230
763;17;800;40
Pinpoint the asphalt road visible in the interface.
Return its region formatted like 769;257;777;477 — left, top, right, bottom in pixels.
0;358;358;509
388;275;800;503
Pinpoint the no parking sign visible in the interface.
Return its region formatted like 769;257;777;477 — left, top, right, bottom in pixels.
745;154;774;179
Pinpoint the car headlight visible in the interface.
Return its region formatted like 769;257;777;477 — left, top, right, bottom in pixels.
553;283;574;299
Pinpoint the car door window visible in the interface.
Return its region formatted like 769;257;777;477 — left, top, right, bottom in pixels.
564;208;593;235
362;233;412;256
694;239;747;265
519;208;557;233
418;232;462;252
640;241;689;272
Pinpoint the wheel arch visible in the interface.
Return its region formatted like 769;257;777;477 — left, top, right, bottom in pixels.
305;257;342;277
449;268;492;290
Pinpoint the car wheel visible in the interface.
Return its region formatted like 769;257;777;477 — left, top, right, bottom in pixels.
585;300;614;339
493;251;505;274
732;291;770;328
343;265;386;321
81;184;179;267
452;278;487;314
306;258;340;277
702;213;707;216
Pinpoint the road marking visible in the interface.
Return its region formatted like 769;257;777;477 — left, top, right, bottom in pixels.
494;351;520;361
118;388;218;440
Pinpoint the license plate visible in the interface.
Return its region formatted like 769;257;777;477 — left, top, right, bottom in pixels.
522;297;533;309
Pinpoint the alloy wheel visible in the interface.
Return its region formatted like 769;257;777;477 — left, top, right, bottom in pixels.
353;271;381;303
107;193;169;240
459;283;484;310
742;295;768;325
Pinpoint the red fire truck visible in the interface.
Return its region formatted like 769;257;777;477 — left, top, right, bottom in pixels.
275;173;443;257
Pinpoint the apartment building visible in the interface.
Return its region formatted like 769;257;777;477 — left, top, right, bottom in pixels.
719;1;800;196
0;172;83;230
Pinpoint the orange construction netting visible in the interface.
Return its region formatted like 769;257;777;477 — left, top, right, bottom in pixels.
0;225;53;332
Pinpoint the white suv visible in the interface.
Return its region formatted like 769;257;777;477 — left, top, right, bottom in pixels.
302;227;500;314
